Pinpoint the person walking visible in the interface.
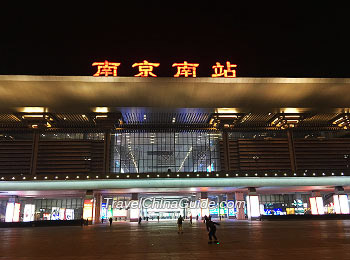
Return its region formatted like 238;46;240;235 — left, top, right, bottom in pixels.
138;216;142;225
203;215;209;231
177;215;184;234
196;215;199;221
207;220;220;244
157;215;160;222
109;217;113;227
190;215;193;224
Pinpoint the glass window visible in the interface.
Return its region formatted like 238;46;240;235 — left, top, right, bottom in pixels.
110;131;222;173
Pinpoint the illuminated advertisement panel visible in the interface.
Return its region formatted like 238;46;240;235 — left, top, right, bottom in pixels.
59;208;66;220
23;204;35;222
13;203;21;222
51;207;60;220
310;197;318;215
5;203;15;222
66;209;74;220
83;199;93;220
333;195;341;214
316;197;324;215
247;195;260;218
101;203;107;219
339;195;350;214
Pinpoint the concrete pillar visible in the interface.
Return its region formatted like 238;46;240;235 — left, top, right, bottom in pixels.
104;130;111;174
235;192;246;220
227;194;235;219
93;193;102;224
222;131;230;171
200;192;210;219
30;132;39;175
129;193;140;222
218;195;225;219
287;129;297;172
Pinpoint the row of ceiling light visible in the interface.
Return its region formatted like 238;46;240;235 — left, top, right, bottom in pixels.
209;113;349;130
0;172;347;181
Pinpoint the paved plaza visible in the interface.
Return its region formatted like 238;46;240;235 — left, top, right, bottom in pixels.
1;219;350;259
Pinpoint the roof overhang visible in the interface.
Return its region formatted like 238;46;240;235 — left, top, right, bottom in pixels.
0;76;350;112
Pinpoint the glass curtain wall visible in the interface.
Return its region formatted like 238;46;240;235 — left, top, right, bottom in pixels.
110;131;221;173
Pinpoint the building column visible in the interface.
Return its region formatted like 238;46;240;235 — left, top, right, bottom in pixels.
222;131;230;171
333;186;350;214
235;192;246;220
200;192;210;219
287;129;297;173
103;130;111;174
129;193;140;222
93;192;102;224
30;131;39;175
246;188;260;220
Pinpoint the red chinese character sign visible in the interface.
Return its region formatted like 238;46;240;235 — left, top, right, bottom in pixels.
172;61;199;77
92;60;120;77
92;60;237;77
132;60;160;77
212;62;237;78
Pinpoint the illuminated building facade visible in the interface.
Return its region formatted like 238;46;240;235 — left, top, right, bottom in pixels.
1;76;350;222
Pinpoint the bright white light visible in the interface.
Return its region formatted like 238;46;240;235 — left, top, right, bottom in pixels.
316;197;324;215
247;195;260;218
130;202;139;220
94;107;109;113
5;203;15;222
339;195;350;214
333;195;341;214
23;204;35;222
18;107;45;113
13;203;20;222
310;197;318;215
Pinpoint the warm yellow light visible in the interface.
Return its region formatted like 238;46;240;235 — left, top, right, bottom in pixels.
216;108;238;114
209;118;214;124
96;115;108;118
22;115;44;119
283;108;299;113
94;107;109;113
218;115;238;119
18;107;45;113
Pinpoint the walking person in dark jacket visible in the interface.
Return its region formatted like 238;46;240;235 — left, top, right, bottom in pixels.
177;215;184;234
207;220;220;244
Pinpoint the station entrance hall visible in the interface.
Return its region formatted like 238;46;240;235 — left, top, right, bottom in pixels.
1;76;350;223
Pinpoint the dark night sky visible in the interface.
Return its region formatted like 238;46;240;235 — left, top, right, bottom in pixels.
1;3;349;77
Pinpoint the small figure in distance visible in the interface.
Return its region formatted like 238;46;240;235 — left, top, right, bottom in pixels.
138;216;142;225
109;217;113;227
190;215;193;224
196;215;199;221
207;220;220;244
177;215;184;234
157;215;160;222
